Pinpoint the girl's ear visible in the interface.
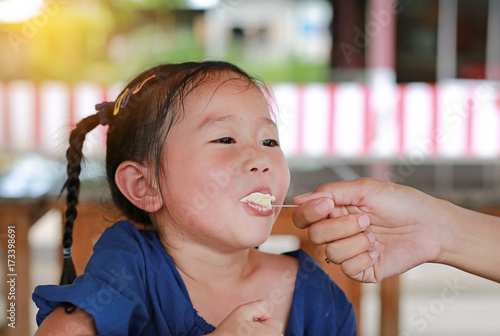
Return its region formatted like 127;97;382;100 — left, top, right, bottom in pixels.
115;161;163;213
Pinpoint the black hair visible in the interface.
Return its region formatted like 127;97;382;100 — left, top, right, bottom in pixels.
59;61;268;285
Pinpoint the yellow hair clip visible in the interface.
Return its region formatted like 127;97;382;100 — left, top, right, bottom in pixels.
113;88;129;116
113;74;157;116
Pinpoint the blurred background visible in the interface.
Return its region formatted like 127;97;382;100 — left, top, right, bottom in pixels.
0;0;500;335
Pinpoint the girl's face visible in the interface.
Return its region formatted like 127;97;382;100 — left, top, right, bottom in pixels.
157;74;290;252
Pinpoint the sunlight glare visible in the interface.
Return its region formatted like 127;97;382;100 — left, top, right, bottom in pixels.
0;0;45;24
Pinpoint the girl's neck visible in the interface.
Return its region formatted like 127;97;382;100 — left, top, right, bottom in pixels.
153;212;263;287
164;240;260;288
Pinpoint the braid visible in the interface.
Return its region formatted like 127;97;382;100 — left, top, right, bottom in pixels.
59;113;100;285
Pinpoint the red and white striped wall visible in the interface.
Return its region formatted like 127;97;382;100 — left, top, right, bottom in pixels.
0;81;120;157
1;81;500;159
274;82;500;159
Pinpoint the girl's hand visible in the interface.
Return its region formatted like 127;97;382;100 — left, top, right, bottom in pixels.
208;300;283;336
293;178;447;283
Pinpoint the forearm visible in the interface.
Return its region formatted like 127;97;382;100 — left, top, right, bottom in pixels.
437;201;500;282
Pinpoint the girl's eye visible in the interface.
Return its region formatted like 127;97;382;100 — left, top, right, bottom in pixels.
261;139;279;147
213;137;235;144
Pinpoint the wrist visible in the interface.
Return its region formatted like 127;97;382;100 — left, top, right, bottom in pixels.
433;199;463;265
434;200;500;282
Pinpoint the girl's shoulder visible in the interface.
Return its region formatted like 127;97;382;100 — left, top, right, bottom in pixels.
254;249;320;273
95;220;161;251
252;248;327;277
261;249;344;293
249;249;299;288
89;220;170;274
254;248;299;271
250;249;338;290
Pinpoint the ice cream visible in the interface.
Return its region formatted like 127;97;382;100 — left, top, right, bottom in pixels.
240;192;276;207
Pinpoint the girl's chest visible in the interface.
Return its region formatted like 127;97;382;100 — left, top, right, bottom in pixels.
186;275;296;330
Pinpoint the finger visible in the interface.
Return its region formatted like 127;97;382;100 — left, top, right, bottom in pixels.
235;300;272;322
308;214;371;244
292;198;334;229
324;231;375;264
340;250;379;282
294;178;376;207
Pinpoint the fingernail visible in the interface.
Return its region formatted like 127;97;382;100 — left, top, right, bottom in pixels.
369;250;379;260
358;214;370;229
314;198;334;214
366;231;376;243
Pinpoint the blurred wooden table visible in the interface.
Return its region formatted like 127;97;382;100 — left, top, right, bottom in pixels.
12;197;500;335
0;197;52;336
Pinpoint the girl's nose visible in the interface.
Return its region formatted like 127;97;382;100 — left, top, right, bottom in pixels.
243;147;271;173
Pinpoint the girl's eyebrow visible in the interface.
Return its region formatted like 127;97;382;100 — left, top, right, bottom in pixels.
263;117;278;128
197;114;236;130
198;114;278;131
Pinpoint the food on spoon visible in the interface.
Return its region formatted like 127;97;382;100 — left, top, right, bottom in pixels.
240;192;276;207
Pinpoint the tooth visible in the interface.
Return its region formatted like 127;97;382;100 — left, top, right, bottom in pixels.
247;202;271;212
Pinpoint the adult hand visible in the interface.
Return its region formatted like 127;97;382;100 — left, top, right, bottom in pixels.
209;300;283;336
293;178;447;283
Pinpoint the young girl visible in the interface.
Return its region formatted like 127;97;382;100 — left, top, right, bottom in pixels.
32;62;356;335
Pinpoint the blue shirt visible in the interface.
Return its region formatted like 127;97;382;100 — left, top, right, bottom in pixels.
33;221;356;335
